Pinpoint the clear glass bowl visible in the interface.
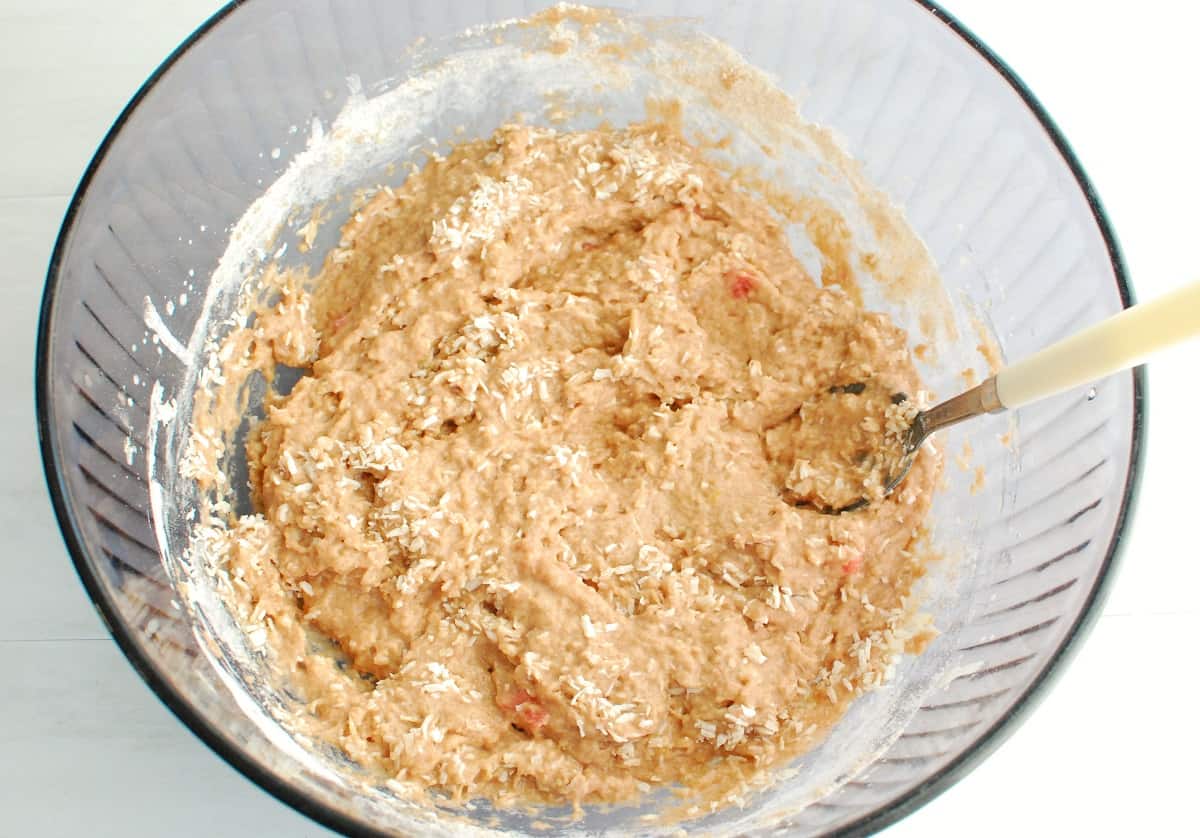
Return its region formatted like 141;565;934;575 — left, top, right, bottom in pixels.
36;0;1143;834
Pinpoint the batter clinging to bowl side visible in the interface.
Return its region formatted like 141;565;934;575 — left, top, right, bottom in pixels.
195;120;940;809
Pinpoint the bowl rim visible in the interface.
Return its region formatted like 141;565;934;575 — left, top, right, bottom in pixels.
34;1;1146;835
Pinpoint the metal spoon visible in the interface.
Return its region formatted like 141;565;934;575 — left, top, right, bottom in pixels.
836;279;1200;513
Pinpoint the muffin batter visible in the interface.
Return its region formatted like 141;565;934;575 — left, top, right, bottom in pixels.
198;121;939;810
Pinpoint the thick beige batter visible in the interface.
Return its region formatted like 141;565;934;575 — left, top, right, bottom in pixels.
198;121;939;811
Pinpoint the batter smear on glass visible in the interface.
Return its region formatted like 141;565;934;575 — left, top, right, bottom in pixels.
194;121;940;810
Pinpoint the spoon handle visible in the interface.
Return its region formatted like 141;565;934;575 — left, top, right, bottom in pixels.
994;280;1200;409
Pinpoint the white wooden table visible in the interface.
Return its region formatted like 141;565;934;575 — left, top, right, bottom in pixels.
2;1;1195;834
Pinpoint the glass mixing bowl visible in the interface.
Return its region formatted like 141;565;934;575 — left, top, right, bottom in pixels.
36;0;1143;834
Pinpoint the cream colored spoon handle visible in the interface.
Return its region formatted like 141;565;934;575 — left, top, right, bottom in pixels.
994;280;1200;409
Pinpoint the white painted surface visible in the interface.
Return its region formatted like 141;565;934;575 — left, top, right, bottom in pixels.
0;1;1194;834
